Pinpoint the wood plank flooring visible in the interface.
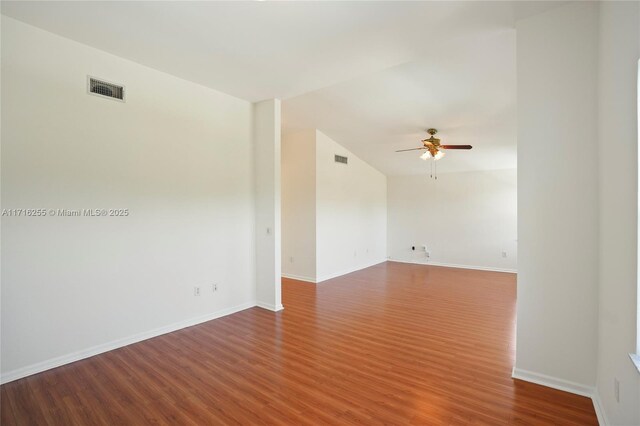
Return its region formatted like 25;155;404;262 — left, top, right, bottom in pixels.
1;261;598;425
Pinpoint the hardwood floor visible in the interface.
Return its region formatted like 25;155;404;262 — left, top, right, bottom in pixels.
1;262;597;425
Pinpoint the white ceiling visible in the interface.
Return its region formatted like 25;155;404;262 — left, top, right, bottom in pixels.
2;1;564;175
283;29;517;175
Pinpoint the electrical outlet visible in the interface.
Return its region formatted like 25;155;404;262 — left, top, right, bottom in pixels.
212;283;218;292
426;251;431;259
194;287;201;296
614;378;620;403
502;251;508;258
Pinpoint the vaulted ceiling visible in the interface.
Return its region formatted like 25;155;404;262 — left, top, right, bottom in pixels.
2;1;564;175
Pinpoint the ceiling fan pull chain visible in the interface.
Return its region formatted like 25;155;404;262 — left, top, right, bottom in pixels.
435;160;438;180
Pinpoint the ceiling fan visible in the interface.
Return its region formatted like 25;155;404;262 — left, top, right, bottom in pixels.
395;128;472;161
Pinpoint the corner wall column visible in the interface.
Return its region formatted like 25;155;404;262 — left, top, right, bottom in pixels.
253;99;283;311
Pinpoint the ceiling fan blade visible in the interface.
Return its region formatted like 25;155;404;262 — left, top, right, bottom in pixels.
395;147;427;152
440;145;472;150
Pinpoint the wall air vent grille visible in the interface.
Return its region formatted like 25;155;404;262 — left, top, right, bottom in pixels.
88;76;124;101
334;155;348;165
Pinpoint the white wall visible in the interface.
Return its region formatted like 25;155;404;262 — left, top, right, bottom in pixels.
515;1;600;390
596;2;640;425
387;169;517;272
253;99;283;311
281;130;316;282
1;17;256;381
281;130;387;283
315;131;387;282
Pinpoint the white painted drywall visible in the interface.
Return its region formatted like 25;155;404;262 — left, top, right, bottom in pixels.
281;130;387;283
387;169;517;272
315;131;387;282
1;17;256;380
281;130;316;282
596;2;640;425
515;2;599;388
253;99;283;311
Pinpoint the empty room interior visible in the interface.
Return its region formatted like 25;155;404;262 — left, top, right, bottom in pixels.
1;1;639;425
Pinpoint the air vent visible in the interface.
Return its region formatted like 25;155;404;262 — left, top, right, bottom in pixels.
334;155;348;165
88;76;124;101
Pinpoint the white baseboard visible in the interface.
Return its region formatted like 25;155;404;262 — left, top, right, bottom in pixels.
512;368;608;425
388;258;517;274
591;389;609;426
315;259;387;283
283;260;388;284
512;367;595;398
255;301;284;312
0;301;257;384
281;273;316;283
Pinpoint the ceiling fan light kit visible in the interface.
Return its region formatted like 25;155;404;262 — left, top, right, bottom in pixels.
395;128;472;179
